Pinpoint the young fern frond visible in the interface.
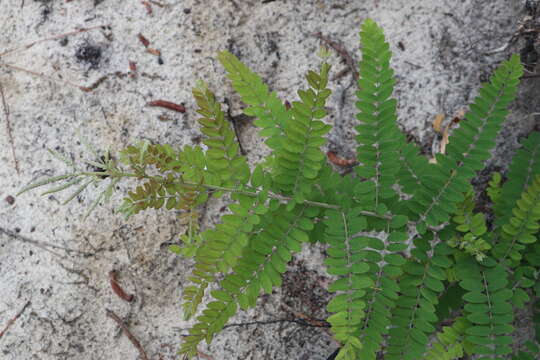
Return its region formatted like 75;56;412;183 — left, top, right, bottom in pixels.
119;144;210;218
409;54;523;233
447;190;492;262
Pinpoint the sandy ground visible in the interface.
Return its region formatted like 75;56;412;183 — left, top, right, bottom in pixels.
0;1;538;359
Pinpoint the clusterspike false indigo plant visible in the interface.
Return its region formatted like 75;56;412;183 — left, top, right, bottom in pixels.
19;19;540;360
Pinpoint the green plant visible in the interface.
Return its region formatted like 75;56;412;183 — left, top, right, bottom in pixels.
19;19;540;360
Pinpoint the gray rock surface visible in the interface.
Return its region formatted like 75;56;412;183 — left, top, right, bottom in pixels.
1;1;538;359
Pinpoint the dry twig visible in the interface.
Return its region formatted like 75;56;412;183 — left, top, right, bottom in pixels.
109;270;135;303
0;227;93;259
0;301;31;339
0;83;19;174
314;32;358;80
105;309;149;360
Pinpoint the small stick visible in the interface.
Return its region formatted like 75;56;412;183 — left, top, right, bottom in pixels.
224;98;246;155
146;100;185;113
146;48;161;57
105;309;148;360
80;75;108;92
137;33;162;59
109;270;134;302
138;33;150;48
148;0;166;6
314;32;358;80
0;83;19;174
0;301;31;339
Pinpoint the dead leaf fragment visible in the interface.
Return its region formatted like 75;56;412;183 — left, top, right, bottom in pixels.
432;113;445;133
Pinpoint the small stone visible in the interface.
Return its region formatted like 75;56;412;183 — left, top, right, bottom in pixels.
5;195;15;205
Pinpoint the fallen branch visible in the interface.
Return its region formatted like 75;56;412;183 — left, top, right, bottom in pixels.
0;301;31;339
105;309;149;360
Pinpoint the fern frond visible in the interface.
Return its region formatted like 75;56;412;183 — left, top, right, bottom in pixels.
386;234;452;360
218;51;290;150
409;55;523;233
356;263;400;358
354;18;405;211
192;82;250;186
425;317;472;360
457;257;514;358
448;190;492;262
324;209;369;358
492;174;540;264
180;204;317;358
495;132;540;224
353;230;407;359
273;61;332;198
182;190;270;319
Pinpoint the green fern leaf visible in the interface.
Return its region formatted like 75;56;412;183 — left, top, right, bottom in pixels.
180;204;317;357
324;209;369;358
495;132;540;225
183;191;270;319
273;62;332;197
354;18;405;212
512;340;540;360
218;51;290;150
425;317;473;360
456;257;514;358
192;83;250;185
386;235;453;360
493;174;540;264
355;230;407;359
410;55;523;232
